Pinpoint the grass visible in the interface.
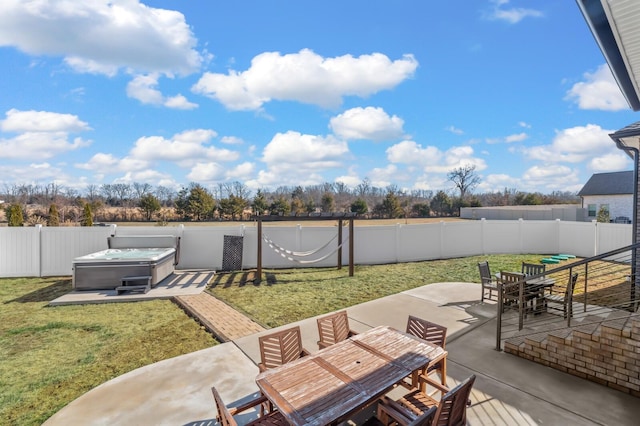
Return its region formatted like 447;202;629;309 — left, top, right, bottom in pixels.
208;254;548;328
3;252;623;425
0;277;217;426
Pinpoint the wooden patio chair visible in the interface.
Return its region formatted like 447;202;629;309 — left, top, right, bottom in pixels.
211;386;287;426
521;262;546;277
478;261;497;302
316;310;358;350
521;262;547;311
258;325;310;372
405;315;447;387
545;273;579;318
498;271;528;316
375;374;476;426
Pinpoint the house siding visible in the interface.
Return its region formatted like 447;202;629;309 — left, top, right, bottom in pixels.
581;194;633;221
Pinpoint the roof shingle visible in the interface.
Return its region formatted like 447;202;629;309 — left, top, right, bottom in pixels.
578;171;634;196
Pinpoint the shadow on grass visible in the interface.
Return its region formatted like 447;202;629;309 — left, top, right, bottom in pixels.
574;280;636;308
210;268;349;289
210;269;279;288
5;279;72;304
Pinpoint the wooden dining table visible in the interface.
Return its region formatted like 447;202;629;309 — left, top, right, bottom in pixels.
255;325;447;426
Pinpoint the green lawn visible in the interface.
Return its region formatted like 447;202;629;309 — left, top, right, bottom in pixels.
209;254;545;328
0;277;217;425
1;253;546;425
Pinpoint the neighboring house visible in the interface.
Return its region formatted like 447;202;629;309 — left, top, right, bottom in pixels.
577;171;634;222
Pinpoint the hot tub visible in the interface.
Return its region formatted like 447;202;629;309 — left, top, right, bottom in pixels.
72;247;176;291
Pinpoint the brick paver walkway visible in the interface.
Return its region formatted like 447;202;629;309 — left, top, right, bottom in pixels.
175;292;266;342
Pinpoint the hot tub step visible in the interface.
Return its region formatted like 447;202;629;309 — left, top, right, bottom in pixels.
116;285;150;295
117;275;152;295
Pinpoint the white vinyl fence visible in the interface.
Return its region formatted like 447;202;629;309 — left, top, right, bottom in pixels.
0;219;632;278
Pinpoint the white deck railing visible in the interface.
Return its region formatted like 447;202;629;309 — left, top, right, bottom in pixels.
0;219;631;278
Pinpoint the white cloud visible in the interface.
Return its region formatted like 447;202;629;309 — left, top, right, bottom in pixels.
523;124;619;163
164;94;198;110
505;132;528;143
127;74;198;109
369;165;400;188
523;165;581;191
411;173;448;191
0;162;68;186
523;164;574;181
386;140;442;165
245;169;325;190
130;129;238;166
114;169;173;184
220;136;244;145
335;174;361;189
0;109;91;159
445;125;464;135
0;0;202;76
192;49;418;110
262;131;349;169
225;162;255;180
76;129;240;179
1;109;90;132
386;141;487;173
588;152;631;172
329;107;405;141
565;64;628;111
244;131;350;189
187;162;225;182
486;0;543;24
76;153;149;174
479;173;521;192
76;153;120;171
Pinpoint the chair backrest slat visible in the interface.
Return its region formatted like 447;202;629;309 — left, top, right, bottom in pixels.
317;311;351;346
477;261;492;283
406;315;447;348
522;262;546;277
566;273;579;299
432;375;475;426
259;326;304;370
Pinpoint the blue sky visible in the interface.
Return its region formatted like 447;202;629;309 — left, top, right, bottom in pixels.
0;0;637;196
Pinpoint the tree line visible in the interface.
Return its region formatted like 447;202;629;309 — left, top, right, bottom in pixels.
1;166;579;226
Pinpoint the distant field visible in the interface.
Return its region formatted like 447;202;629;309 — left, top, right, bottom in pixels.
0;217;466;227
106;217;466;227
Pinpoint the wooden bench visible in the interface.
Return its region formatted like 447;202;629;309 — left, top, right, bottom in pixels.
116;275;152;295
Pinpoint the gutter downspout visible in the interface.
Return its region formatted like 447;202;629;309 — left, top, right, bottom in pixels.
613;138;639;310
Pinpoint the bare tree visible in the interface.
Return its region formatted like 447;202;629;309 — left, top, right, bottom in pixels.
85;184;101;202
133;182;152;200
447;165;480;200
111;183;132;206
100;184;115;205
155;185;175;207
231;181;251;199
355;178;371;198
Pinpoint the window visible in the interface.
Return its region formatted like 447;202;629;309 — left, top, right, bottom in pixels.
588;204;596;217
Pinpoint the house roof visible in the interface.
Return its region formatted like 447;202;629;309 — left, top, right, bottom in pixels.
578;170;634;196
576;0;640;112
609;120;640;155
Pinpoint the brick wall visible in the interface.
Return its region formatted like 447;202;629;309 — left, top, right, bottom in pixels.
504;317;640;396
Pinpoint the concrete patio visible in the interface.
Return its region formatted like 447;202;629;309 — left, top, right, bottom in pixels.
44;282;640;425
